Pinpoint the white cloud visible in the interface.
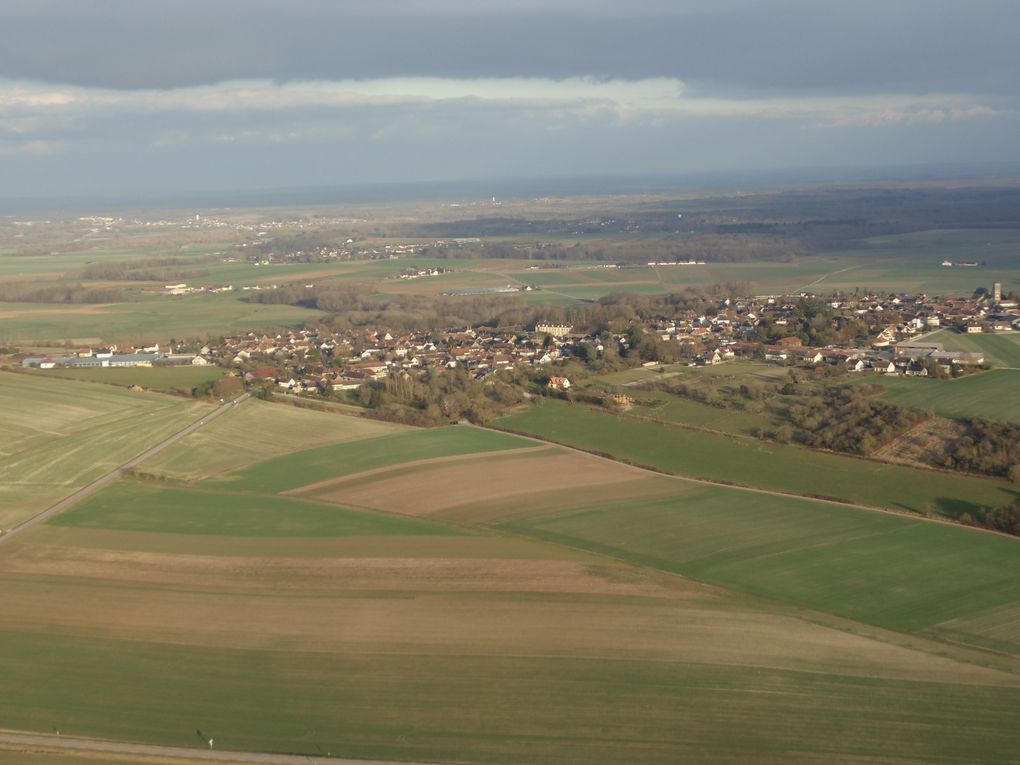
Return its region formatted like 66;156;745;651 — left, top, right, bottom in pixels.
0;137;66;156
0;77;1001;128
0;76;1006;170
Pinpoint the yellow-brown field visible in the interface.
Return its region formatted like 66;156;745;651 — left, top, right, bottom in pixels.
140;399;405;481
0;372;212;528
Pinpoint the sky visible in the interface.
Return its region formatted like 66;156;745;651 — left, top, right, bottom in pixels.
1;0;1018;200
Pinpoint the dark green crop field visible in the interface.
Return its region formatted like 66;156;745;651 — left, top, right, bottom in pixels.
501;484;1020;636
497;400;1015;518
873;370;1020;424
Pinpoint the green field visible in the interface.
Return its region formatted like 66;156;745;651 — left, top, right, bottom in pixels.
500;484;1020;636
1;630;1018;765
142;399;405;481
621;388;779;435
26;364;225;393
497;400;1016;518
925;329;1020;367
207;425;535;493
52;481;465;537
0;293;323;345
873;370;1020;424
1;401;1019;763
0;371;211;528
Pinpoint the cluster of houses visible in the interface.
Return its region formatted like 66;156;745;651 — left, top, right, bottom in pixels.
648;289;1018;347
16;288;1017;391
222;326;580;394
391;267;454;280
746;336;981;376
241;237;479;266
158;283;235;296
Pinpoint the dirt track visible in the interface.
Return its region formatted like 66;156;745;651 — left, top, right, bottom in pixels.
0;729;442;765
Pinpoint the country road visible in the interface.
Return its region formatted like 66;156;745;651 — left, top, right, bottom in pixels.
0;392;250;546
0;730;443;765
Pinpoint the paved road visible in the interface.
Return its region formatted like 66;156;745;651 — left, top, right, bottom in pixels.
0;392;250;545
0;730;442;765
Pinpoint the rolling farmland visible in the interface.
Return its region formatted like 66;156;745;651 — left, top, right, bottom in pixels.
4;119;1020;765
289;431;1020;652
0;371;211;528
27;364;226;393
141;399;405;481
496;400;1016;517
51;481;465;537
1;397;1019;763
0;293;323;345
206;425;535;494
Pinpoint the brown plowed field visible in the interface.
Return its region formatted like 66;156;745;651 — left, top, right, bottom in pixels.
305;448;668;518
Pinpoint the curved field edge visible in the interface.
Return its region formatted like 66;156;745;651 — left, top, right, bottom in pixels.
203;425;538;494
495;399;1017;518
139;399;408;482
48;481;468;537
494;486;1020;643
248;417;1020;655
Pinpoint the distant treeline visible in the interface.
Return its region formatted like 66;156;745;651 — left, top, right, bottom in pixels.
403;186;1020;253
433;235;806;263
248;282;753;335
74;256;215;282
0;281;124;304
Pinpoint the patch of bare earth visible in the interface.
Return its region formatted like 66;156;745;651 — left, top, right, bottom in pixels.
303;449;662;517
872;417;968;468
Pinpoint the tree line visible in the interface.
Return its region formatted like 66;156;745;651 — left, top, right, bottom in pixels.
935;419;1020;481
0;281;124;304
249;282;754;337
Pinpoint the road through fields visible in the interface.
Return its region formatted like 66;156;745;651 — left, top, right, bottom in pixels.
0;393;249;545
0;730;441;765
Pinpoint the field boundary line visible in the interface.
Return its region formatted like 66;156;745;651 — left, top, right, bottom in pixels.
532;398;1014;493
0;393;250;545
478;420;1020;541
283;444;554;497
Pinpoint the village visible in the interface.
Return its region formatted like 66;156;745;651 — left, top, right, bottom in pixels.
18;285;1019;396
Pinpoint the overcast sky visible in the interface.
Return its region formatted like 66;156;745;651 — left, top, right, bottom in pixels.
1;0;1018;200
